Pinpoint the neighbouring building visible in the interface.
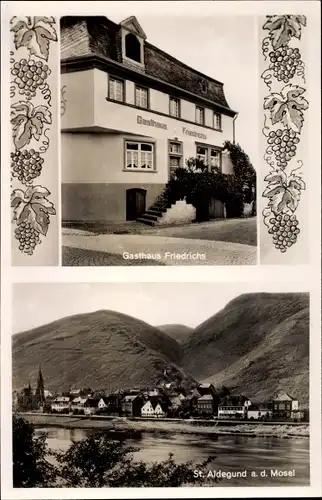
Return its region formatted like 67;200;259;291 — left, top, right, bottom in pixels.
84;397;101;415
141;397;168;418
218;395;252;419
122;394;144;417
272;392;299;419
247;403;273;420
61;16;237;225
170;393;186;409
197;394;215;414
71;396;88;412
197;383;216;397
51;396;71;413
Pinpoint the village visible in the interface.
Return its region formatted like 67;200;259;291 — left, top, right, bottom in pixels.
13;367;308;423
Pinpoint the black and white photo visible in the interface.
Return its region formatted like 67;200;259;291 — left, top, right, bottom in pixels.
12;283;310;487
60;14;257;266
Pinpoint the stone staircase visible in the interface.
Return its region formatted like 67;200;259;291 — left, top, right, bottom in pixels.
137;191;171;226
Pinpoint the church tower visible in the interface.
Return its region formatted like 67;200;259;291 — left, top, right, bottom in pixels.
35;366;45;407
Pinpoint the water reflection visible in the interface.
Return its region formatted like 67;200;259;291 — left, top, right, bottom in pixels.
35;426;310;486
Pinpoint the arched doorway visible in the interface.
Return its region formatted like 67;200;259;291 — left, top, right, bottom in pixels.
126;188;146;220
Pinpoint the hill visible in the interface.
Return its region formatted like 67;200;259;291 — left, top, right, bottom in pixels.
182;293;309;403
12;310;193;393
157;324;194;343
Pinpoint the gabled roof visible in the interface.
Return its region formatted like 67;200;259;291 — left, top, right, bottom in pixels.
53;396;70;403
198;394;213;401
274;392;296;402
85;397;100;407
120;16;147;39
219;395;250;407
124;395;140;402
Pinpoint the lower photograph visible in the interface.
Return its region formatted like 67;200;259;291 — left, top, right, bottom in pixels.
12;283;309;488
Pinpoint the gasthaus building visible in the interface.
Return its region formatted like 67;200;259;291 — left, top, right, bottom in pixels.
61;16;238;224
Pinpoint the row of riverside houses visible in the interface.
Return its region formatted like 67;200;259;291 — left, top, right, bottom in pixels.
13;370;309;422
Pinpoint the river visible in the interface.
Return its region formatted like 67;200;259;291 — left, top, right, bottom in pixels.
35;426;309;486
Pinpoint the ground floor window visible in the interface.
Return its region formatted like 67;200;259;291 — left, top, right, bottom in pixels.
196;144;222;172
125;141;154;171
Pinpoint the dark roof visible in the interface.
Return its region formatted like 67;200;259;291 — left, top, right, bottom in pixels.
60;16;234;112
85;397;100;407
219;395;250;407
148;396;168;411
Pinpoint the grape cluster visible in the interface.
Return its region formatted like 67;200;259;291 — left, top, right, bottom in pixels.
11;59;50;99
14;222;41;255
269;47;301;83
11;149;44;184
268;213;300;253
267;128;299;168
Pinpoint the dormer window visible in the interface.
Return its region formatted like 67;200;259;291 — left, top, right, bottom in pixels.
120;16;147;69
125;33;141;63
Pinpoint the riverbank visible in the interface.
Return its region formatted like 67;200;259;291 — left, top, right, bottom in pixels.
20;413;309;439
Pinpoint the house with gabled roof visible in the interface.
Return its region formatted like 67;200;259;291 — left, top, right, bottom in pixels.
122;394;144;417
272;392;299;419
218;395;252;419
141;396;168;418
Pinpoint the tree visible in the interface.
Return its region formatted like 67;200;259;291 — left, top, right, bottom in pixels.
12;415;57;487
55;432;216;487
223;141;256;215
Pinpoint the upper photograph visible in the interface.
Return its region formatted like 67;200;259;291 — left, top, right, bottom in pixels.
61;14;257;266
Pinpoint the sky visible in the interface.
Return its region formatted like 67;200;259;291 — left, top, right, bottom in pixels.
12;282;301;334
109;12;258;165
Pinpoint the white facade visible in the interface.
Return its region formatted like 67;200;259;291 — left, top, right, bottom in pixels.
141;400;166;418
51;397;71;412
61;67;236;223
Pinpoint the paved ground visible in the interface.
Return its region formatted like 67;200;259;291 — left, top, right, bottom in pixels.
143;218;257;246
64;217;257;247
62;230;257;266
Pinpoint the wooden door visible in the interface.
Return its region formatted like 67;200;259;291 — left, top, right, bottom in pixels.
209;198;225;219
126;189;146;220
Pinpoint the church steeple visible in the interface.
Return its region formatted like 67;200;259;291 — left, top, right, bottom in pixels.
35;365;45;406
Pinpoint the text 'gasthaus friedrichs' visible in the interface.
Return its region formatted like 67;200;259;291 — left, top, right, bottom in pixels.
123;251;206;261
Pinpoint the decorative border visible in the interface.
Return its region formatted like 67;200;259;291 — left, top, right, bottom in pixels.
260;15;308;254
10;16;57;256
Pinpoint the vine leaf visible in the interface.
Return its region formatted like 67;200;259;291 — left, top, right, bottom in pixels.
263;15;306;50
10;16;57;60
264;84;309;133
263;170;305;214
11;101;52;149
11;186;56;235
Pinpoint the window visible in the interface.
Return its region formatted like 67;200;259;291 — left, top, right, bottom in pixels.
196;145;221;172
125;141;154;171
109;77;124;102
135;86;148;108
125;33;141;63
169;141;183;178
214;112;222;130
210;149;220;171
169;97;180;118
196;146;207;164
196;106;205;125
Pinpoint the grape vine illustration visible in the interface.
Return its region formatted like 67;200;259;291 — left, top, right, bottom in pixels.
261;14;307;255
11;186;56;255
10;16;57;257
11;59;51;100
